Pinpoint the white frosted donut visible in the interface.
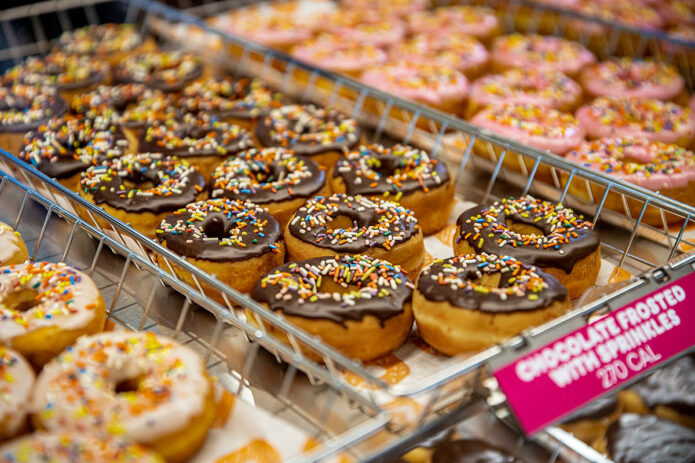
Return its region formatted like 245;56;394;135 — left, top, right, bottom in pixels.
0;262;106;367
0;347;34;440
30;331;215;463
0;223;27;267
0;432;164;462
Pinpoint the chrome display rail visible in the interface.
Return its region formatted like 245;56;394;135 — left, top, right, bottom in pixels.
0;0;693;461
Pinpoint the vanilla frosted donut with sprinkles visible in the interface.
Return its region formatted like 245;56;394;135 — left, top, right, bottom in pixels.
454;196;600;298
285;193;425;276
414;253;570;354
330;144;454;235
79;153;207;238
210;147;329;229
0;432;164;463
30;332;215;463
580;59;685;102
565;138;695;225
491;34;595;77
0;262;105;367
576;97;695;147
406;6;501;42
0;222;27;267
252;254;414;361
0;348;34;440
157;198;285;299
467;68;582;117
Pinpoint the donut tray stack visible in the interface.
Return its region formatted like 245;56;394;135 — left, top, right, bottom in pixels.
0;0;694;462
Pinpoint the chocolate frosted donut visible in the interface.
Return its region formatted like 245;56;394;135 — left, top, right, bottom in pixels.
178;77;284;129
454;196;600;298
0;84;67;154
19;115;130;190
251;254;414;361
53;23;153;67
114;51;204;93
70;83;147;121
431;439;524;463
255;104;360;168
560;394;620;446
331;144;453;234
140;113;255;177
286;193;425;276
210;147;328;229
120;89;177;134
1;53;108;105
157;198;285;298
605;414;695;463
414;253;569;354
79;153;206;237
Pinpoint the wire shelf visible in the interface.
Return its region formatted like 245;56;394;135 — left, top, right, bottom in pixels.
0;0;694;461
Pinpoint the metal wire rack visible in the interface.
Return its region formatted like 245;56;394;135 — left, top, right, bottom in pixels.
0;0;694;461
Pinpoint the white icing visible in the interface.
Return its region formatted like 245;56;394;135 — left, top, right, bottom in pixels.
0;348;33;436
0;224;23;267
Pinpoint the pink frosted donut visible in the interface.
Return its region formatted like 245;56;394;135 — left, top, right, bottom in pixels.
491;34;595;76
406;6;500;41
326;11;406;48
570;0;663;35
468;68;582;113
340;0;428;17
566;137;695;191
291;33;387;76
580;59;684;101
390;32;488;78
472;104;585;155
361;63;468;111
658;0;695;27
576;97;695;146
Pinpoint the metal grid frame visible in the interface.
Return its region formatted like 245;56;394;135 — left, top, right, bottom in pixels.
0;0;694;461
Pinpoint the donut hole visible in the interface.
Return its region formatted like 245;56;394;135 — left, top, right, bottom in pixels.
318;277;354;294
327;214;357;232
468;272;502;289
202;213;228;240
5;288;42;312
115;374;146;394
506;219;544;237
122;178;157;190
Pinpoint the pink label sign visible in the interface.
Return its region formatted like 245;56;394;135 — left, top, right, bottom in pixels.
494;271;695;435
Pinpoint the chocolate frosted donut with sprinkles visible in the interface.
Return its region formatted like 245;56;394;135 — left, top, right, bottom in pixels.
210;147;329;229
0;262;106;368
156;198;285;299
285;194;425;276
254;104;360;168
178;77;284;130
114;51;204;93
251;255;414;361
19;115;131;191
576;97;695;148
120;89;178;143
140;113;255;177
0;84;67;154
454;196;600;298
70;83;147;122
79;153;206;238
331;144;454;235
413;253;569;354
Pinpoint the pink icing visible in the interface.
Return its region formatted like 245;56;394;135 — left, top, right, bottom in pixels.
469;68;581;110
581;59;684;101
406;6;499;39
340;0;428;16
291;34;387;73
471;104;585;155
327;11;407;48
360;63;468;107
491;34;596;76
390;33;489;75
576;97;695;145
570;0;663;34
566;137;695;190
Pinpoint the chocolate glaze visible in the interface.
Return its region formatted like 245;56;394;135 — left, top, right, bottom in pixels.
70;84;147;116
252;255;412;326
562;394;618;423
288;194;419;253
54;23;144;56
81;154;206;214
157;199;282;262
2;56;106;92
456;200;599;274
255;105;360;156
431;439;524;463
631;355;695;415
20;117;128;180
333;144;450;196
417;254;568;313
210;149;325;204
113;52;204;93
120;90;177;130
0;86;68;134
606;414;695;463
